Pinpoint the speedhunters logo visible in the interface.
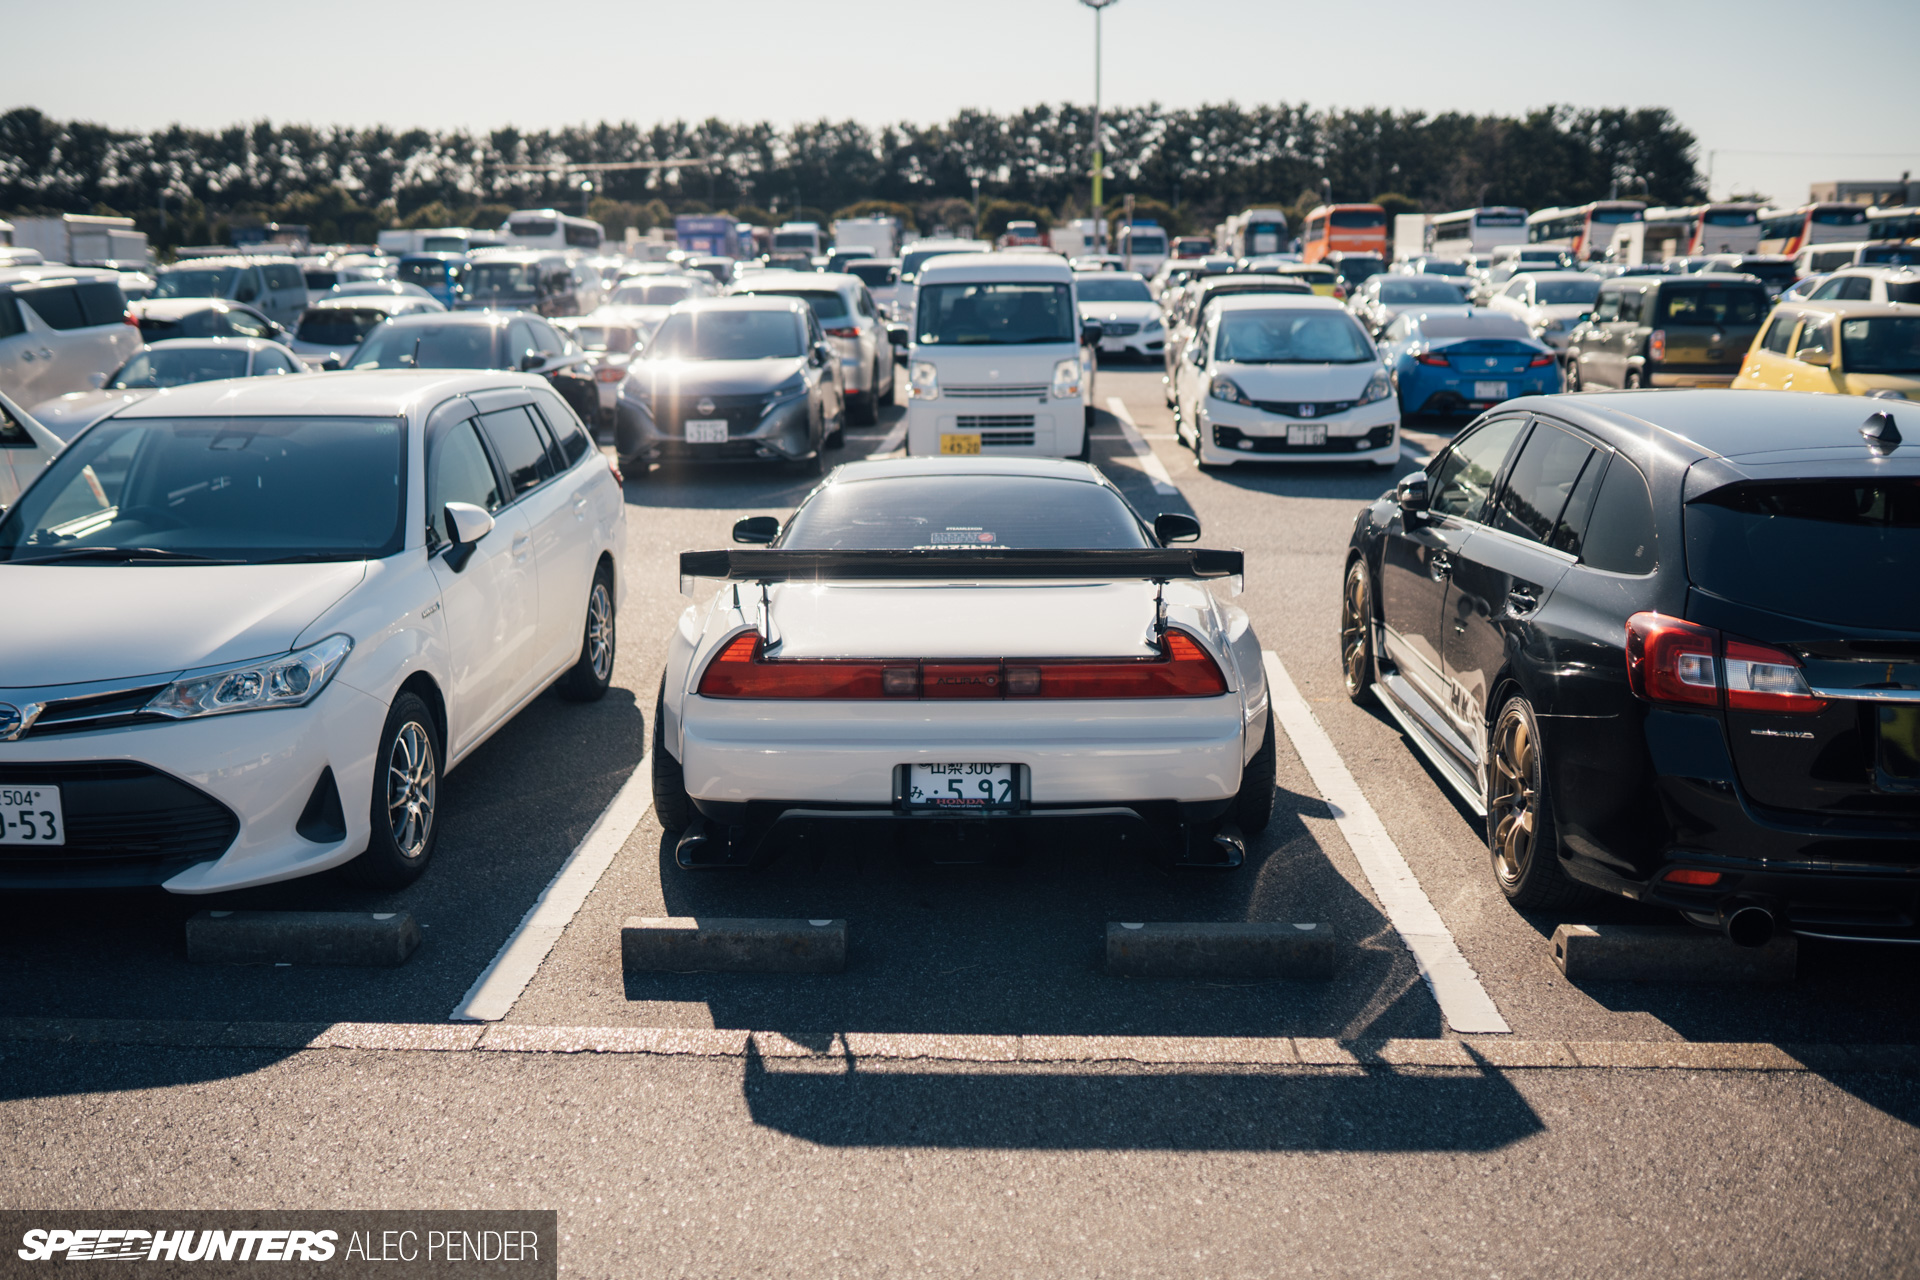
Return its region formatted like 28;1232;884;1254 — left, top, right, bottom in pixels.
0;1212;555;1277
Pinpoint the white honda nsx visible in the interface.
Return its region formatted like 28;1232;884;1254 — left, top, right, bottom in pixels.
654;457;1274;868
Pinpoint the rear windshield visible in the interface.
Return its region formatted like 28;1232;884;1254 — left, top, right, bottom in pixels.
780;475;1149;550
1658;286;1767;325
155;267;240;298
1716;260;1797;285
747;290;850;321
916;283;1075;346
1075;277;1153;303
1378;278;1468;304
1687;480;1920;630
350;322;498;370
397;260;450;289
612;282;694;306
845;262;897;287
1416;261;1468;276
110;347;250;388
1840;317;1920;374
570;325;636;353
646;310;803;360
901;247;985;281
464;262;540;296
1534;278;1601;306
1330;210;1386;229
296;308;390;346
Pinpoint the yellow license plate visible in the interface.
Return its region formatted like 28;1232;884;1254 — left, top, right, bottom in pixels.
940;433;981;455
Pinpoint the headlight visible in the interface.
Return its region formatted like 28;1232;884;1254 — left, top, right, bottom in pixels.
146;634;353;720
1357;368;1395;405
1051;357;1082;400
1145;318;1163;333
1209;376;1253;406
910;361;939;400
761;375;808;414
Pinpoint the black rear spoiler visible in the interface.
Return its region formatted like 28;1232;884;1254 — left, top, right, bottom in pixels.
679;547;1244;585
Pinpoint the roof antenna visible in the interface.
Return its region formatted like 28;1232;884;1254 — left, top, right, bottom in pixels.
1150;578;1170;653
1862;411;1902;455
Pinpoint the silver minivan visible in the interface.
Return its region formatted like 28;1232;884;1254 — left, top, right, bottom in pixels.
0;267;140;405
153;256;310;326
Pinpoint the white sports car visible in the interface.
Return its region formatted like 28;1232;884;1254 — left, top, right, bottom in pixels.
654;457;1275;868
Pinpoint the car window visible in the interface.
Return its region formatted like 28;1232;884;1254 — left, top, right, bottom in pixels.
226;308;272;339
1;400;29;447
427;418;504;543
1794;315;1833;358
529;320;564;354
1503;281;1527;299
504;321;538;367
1548;451;1607;557
263;264;304;295
1591;290;1621;322
0;294;22;341
1429;416;1527;522
1659;286;1767;326
780;475;1150;550
476;406;553;497
1579;457;1656;574
1840;276;1875;301
1808;278;1846;300
74;281;128;326
255;349;294;375
1493;422;1598;545
1760;313;1797;354
232;269;260;303
530;393;593;469
14;285;86;330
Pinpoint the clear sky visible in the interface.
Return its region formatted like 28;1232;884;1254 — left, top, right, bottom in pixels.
8;0;1918;207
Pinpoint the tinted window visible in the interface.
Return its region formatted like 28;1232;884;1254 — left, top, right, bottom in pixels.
352;322;499;370
1533;278;1601;306
1548;451;1606;557
110;348;250;388
465;262;541;297
15;285;85;330
1794;316;1833;358
1590;291;1621;322
1377;278;1467;305
612;282;694;306
137;310;215;340
1761;313;1796;354
748;290;851;321
780;476;1150;550
1659;286;1766;325
476;407;552;496
1838;317;1920;374
916;283;1075;346
155;266;241;299
531;396;593;468
1686;480;1920;630
1887;281;1920;305
1430;417;1526;522
263;264;304;294
74;281;127;326
1075;277;1154;303
1580;459;1656;574
1216;310;1371;363
0;295;21;341
296;308;389;346
427;419;503;542
1494;422;1596;544
1330;209;1385;229
225;309;272;339
845;262;897;288
647;310;804;360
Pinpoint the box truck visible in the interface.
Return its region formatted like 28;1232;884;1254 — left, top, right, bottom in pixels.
9;214;150;268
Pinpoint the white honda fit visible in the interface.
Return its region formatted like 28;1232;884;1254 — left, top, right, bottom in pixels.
0;370;626;892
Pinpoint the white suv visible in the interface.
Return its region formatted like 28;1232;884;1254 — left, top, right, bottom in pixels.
1806;266;1920;306
0;267;140;405
901;253;1097;458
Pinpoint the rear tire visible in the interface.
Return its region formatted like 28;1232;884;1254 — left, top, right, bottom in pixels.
652;678;695;835
848;368;879;426
1234;707;1277;834
342;692;441;888
1338;558;1377;705
557;568;615;702
1486;694;1588;910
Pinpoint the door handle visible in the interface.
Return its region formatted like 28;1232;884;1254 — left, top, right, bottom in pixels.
1506;587;1540;616
511;533;531;562
572;492;589;517
37;348;52;360
1428;551;1452;581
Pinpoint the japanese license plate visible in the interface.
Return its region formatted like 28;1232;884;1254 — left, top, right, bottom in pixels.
684;419;728;443
906;763;1017;810
1286;424;1326;446
1473;381;1508;401
0;785;65;846
939;433;982;455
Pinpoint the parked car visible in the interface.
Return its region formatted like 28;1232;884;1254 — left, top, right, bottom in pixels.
613;296;846;475
1323;250;1387;295
153;256;309;326
553;314;647;432
1073;271;1163;362
1731;301;1920;400
346;310;599;426
28;338;306;438
1564;274;1770;390
0;386;64;509
1256;261;1343;299
1348;274;1471;337
1697;254;1799;297
1778;274;1829;304
728;270;897;425
0;266;139;405
0;370;625;892
842;259;903;316
1803;266;1920;306
1160;275;1315;404
1469;260;1566;306
1379;312;1560;418
130;298;286;346
1485;271;1602;350
1340;390;1920;943
288;293;445;370
458;250;597;316
1171;295;1399;468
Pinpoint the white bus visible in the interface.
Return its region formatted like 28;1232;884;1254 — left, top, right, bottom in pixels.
500;209;605;252
1527;201;1645;261
1755;203;1868;257
1644;203;1764;256
1428;207;1528;257
1220;209;1290;258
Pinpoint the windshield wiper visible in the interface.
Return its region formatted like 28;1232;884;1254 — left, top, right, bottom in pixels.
256;551;362;563
6;546;242;566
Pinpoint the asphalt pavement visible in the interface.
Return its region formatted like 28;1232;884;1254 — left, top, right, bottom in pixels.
4;366;1918;1277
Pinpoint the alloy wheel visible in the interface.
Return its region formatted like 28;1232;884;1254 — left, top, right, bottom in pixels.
1339;564;1371;696
386;721;437;861
1488;709;1537;888
586;581;615;682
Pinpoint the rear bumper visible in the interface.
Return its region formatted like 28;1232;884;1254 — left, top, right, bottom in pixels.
1612;860;1920;943
1648;370;1737;388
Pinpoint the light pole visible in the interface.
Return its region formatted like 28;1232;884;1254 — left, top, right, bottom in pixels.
971;175;982;237
579;179;594;218
1080;0;1119;250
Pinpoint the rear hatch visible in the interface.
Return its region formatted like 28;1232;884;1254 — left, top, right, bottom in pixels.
1654;280;1768;372
1684;471;1920;828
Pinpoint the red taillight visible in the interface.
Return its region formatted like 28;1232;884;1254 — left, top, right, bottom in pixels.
1625;613;1825;715
824;326;859;339
1625;613;1718;708
595;367;626;383
1528;354;1556;368
1332;285;1347;301
1648;329;1666;362
695;629;1228;700
606;455;623;484
1415;353;1450;367
123;311;139;327
1662;868;1724;886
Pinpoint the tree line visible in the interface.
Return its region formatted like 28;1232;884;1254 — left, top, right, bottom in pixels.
0;103;1705;250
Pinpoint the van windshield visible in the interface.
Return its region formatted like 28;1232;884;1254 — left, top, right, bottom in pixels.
350;323;498;370
464;263;539;296
900;247;985;281
1659;287;1767;325
612;282;694;306
155;267;241;299
915;283;1076;346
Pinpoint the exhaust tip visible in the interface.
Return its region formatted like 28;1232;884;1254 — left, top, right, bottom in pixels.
1724;905;1776;949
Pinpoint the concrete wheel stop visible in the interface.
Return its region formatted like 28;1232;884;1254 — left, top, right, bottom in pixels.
1105;921;1336;979
1551;923;1797;983
622;917;847;974
186;910;421;967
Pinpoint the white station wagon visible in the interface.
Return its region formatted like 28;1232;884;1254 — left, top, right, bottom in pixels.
0;370;625;891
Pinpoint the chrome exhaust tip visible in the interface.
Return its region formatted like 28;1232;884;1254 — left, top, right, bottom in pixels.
1722;904;1777;949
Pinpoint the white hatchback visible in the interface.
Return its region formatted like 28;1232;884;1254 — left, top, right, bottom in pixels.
0;371;626;892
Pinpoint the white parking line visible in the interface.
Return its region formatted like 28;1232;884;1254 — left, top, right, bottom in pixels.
1261;651;1510;1035
449;756;655;1022
1104;397;1180;495
871;419;908;455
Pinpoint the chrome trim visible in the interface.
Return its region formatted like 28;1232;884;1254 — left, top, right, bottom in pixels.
0;671;187;710
1809;686;1920;703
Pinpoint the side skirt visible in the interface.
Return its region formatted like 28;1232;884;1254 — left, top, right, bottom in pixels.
1371;674;1488;818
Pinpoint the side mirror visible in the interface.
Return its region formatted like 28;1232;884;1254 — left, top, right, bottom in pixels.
1798;347;1832;368
520;351;544;372
1153;512;1201;544
441;501;495;572
87;371;107;389
1081;322;1104;346
808;345;828;368
732;515;780;544
321;357;343;371
887;325;909;347
1395;472;1430;512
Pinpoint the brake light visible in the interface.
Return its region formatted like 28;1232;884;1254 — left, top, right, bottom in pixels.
1724;639;1826;714
1649;329;1666;362
1625;613;1718;708
123;310;139;327
1527;354;1556;367
1415;353;1450;367
1332;285;1346;300
823;326;860;339
595;367;626;383
1661;868;1723;886
606;455;623;484
695;630;1228;699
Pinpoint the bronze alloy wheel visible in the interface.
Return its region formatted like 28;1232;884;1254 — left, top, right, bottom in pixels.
386;719;437;862
1488;705;1537;891
1338;559;1374;703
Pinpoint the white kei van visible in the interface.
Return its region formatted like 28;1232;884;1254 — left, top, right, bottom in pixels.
898;253;1098;458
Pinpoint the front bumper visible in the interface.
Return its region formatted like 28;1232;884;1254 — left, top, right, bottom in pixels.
615;394;816;464
1096;328;1164;360
0;680;388;892
904;402;1083;457
1197;404;1399;466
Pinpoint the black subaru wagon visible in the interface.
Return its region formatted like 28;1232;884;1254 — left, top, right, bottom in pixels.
1341;389;1919;944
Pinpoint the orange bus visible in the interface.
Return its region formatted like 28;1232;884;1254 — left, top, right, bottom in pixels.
1300;204;1387;263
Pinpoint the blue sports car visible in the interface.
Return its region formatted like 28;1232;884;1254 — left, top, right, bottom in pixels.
1379;311;1563;419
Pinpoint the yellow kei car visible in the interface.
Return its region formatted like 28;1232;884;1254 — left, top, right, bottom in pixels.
1732;299;1920;399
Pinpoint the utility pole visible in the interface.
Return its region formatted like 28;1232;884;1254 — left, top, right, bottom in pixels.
1080;0;1119;250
